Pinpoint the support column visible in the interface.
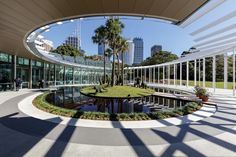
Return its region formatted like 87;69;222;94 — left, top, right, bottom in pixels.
158;67;160;84
213;56;216;93
174;64;176;86
54;65;56;86
144;68;146;83
163;66;165;85
29;59;32;89
168;65;170;85
194;59;197;86
133;69;135;83
186;61;189;87
63;66;66;85
198;59;201;86
203;58;206;88
180;63;182;86
43;63;46;86
13;55;17;91
72;67;75;84
233;48;235;96
224;53;228;89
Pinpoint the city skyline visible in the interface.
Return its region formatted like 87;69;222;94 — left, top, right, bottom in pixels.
42;16;193;59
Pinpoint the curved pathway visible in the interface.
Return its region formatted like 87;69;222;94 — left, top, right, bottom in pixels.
0;89;236;157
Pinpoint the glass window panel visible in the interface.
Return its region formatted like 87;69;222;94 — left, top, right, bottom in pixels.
18;57;24;65
36;61;42;67
0;53;9;62
24;59;29;65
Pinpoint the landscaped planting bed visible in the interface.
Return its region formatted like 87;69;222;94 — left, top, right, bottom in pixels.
33;92;203;121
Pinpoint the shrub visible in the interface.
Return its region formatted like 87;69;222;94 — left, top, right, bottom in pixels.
182;102;199;115
194;86;211;97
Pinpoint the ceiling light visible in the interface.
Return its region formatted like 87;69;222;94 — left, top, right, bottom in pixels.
57;21;63;25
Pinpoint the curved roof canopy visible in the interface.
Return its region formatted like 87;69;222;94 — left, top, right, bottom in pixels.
0;0;207;60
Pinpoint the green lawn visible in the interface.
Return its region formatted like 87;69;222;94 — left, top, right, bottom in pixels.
80;85;155;98
174;80;233;89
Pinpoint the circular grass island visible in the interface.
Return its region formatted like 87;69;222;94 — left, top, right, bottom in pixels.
80;85;155;99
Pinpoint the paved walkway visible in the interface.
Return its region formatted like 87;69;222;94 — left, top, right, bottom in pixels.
0;87;236;157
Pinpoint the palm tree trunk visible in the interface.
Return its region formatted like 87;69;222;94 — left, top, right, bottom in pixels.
116;54;120;84
103;50;106;84
111;51;115;86
121;52;124;85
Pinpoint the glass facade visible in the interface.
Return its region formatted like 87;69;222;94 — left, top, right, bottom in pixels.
0;51;110;91
0;52;13;91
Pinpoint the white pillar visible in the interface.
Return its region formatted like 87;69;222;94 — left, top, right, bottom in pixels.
168;65;170;85
144;68;146;83
174;64;176;86
54;65;56;86
233;48;235;96
198;59;201;86
180;63;182;86
186;61;189;87
133;69;135;83
29;59;32;89
224;53;228;89
163;66;165;84
194;60;197;86
203;58;206;88
149;68;151;83
158;67;160;84
13;55;17;91
213;56;216;93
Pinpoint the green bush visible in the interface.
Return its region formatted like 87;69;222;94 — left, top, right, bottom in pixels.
33;93;203;121
182;102;199;115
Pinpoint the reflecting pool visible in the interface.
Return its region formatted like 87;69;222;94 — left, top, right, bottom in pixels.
46;86;193;114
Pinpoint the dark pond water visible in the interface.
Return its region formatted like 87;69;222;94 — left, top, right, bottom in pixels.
47;86;192;114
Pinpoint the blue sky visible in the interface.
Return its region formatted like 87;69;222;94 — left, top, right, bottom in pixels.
42;17;194;59
42;0;236;59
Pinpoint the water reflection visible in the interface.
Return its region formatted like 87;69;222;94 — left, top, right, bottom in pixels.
47;86;189;114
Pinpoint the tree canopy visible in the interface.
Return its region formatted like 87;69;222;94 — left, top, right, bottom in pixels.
51;44;83;57
141;51;178;66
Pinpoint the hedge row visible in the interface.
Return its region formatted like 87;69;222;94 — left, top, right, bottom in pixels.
33;93;202;121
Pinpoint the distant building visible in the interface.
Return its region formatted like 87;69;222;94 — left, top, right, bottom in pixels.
122;39;134;65
42;39;53;51
98;43;110;60
133;37;144;65
34;35;53;52
98;43;106;56
63;36;80;50
151;45;162;57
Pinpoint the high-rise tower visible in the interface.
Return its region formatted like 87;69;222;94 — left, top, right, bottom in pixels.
133;37;144;65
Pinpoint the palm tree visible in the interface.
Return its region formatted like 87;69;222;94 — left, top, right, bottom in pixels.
92;25;107;84
105;18;124;86
117;37;129;85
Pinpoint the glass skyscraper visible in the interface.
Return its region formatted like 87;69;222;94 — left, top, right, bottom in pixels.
123;40;134;65
133;37;144;65
64;36;80;50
